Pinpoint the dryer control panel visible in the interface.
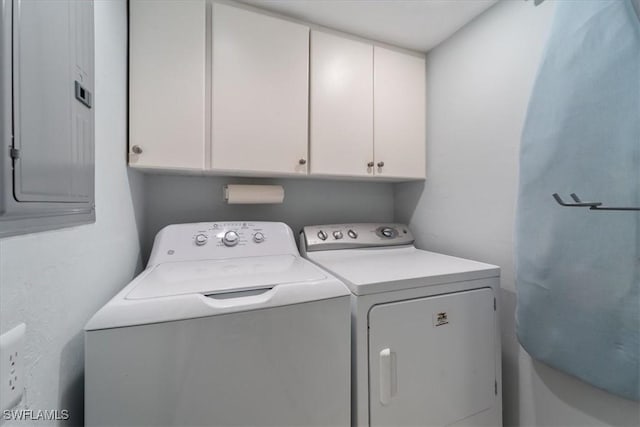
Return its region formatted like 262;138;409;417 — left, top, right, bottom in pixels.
147;222;298;266
301;223;415;252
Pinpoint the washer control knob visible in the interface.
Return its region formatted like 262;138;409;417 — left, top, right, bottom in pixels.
381;227;395;238
333;231;343;240
222;231;239;247
253;232;265;243
347;229;358;239
195;233;208;246
317;230;328;241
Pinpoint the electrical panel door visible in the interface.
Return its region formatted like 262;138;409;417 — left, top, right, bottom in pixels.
12;0;94;203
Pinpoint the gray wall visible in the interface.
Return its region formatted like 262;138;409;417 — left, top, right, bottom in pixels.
0;1;144;424
142;174;394;258
395;1;640;426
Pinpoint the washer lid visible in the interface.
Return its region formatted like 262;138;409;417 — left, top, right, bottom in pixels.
306;247;499;295
127;255;326;300
85;255;348;331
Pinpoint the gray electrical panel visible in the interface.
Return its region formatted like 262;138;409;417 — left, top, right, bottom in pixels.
0;0;95;237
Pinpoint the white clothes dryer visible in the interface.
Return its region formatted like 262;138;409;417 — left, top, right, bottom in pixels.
300;223;502;427
85;222;351;427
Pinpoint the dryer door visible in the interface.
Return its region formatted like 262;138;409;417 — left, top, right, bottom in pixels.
368;288;496;427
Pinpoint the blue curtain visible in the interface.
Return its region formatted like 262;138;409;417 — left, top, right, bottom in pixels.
516;0;639;400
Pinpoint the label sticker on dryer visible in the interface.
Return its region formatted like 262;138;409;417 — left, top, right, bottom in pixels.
433;310;450;327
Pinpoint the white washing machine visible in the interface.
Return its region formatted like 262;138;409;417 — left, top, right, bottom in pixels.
85;222;351;427
300;223;502;427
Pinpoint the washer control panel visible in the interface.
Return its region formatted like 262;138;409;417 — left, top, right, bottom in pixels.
301;223;414;252
183;223;271;248
189;222;275;249
147;222;298;265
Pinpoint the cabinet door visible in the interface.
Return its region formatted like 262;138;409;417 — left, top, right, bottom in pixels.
129;0;206;170
374;47;425;179
12;0;94;202
368;288;496;427
310;31;373;177
212;3;309;175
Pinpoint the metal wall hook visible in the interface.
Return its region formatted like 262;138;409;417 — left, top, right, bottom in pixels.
552;193;601;207
552;193;640;211
568;193;603;207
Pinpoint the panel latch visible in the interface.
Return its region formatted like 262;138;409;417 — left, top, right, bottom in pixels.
75;80;92;108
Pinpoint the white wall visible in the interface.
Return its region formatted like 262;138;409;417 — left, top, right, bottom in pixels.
142;174;394;258
395;1;640;426
0;1;143;424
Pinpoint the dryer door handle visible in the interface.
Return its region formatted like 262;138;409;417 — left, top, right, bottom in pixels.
379;348;397;406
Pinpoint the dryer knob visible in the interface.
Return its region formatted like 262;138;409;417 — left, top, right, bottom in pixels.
333;231;343;240
222;231;239;247
381;227;395;238
317;230;328;241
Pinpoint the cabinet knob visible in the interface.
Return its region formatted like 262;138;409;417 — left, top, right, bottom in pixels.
299;158;307;165
377;161;385;168
131;145;143;154
367;161;374;167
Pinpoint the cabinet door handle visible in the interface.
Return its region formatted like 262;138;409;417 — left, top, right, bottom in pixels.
377;161;384;168
379;348;397;406
131;145;143;154
367;161;374;167
299;158;307;165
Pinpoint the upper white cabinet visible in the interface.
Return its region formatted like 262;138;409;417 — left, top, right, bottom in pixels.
310;31;373;177
211;3;309;175
374;47;426;179
129;0;206;170
310;32;426;180
128;1;425;181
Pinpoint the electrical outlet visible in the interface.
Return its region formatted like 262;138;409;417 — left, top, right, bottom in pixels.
0;323;26;411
